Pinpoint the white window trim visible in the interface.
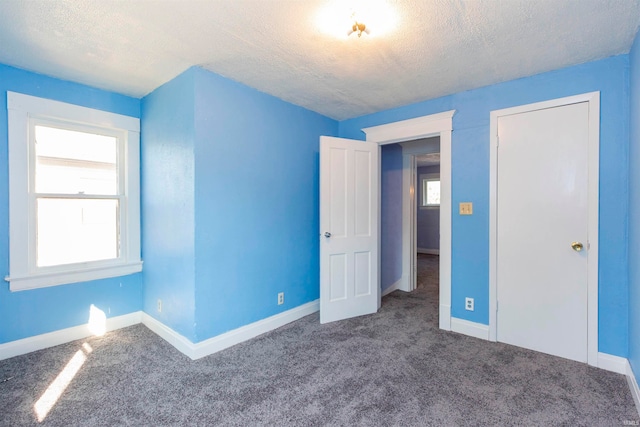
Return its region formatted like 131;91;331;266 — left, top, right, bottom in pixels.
5;92;142;291
420;174;441;207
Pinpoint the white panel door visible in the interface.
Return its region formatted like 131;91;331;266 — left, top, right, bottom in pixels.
497;102;589;362
320;136;379;324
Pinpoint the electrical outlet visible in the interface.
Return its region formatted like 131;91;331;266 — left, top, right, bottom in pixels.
157;299;162;313
277;292;284;305
465;297;474;311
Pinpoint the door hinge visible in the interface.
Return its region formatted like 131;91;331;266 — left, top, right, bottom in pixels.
496;301;499;312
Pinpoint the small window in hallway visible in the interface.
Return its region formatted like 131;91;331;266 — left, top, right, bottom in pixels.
421;178;440;206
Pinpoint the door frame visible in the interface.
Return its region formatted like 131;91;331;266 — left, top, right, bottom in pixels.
362;110;455;331
488;92;600;366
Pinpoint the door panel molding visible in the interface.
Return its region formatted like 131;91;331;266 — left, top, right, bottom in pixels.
320;136;379;324
488;92;600;366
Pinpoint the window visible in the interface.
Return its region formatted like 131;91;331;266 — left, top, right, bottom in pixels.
6;92;141;291
421;178;441;207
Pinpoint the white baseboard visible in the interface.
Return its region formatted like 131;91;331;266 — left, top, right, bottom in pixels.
143;300;319;360
190;300;318;359
598;352;628;374
0;311;141;361
439;305;451;331
140;313;195;358
382;279;403;297
450;317;489;340
627;361;640;417
0;299;319;362
588;353;640;417
417;248;439;255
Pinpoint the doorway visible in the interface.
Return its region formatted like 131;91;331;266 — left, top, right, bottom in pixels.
415;151;441;256
399;137;440;294
413;144;442;328
489;92;600;365
414;149;441;311
362;111;454;331
378;138;440;303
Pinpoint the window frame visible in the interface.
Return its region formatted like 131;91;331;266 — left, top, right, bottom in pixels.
420;174;441;208
6;92;142;291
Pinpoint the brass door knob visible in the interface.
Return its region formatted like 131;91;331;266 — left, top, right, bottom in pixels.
571;242;583;252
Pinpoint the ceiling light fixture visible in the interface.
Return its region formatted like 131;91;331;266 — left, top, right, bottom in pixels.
315;1;397;39
347;13;370;38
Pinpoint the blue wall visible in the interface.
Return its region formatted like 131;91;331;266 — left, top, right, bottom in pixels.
628;31;640;383
0;64;142;344
141;69;198;341
340;56;630;357
142;67;338;343
192;68;338;341
380;144;404;292
1;49;636;363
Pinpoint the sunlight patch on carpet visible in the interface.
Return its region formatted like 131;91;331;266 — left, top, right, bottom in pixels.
33;344;90;422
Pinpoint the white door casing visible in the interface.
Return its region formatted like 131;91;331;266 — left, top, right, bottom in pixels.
489;92;600;365
319;136;379;323
363;110;454;331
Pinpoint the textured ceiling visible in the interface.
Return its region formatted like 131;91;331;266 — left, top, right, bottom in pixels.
416;153;440;168
0;0;638;120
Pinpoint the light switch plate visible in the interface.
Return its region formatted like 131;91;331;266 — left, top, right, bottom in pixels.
459;202;473;215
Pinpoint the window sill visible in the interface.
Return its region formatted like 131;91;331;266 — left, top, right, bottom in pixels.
5;261;143;292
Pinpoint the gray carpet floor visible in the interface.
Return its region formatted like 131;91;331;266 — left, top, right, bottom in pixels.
1;254;638;426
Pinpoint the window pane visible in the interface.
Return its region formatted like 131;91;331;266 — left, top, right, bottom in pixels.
426;180;440;205
35;125;117;195
37;198;119;267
